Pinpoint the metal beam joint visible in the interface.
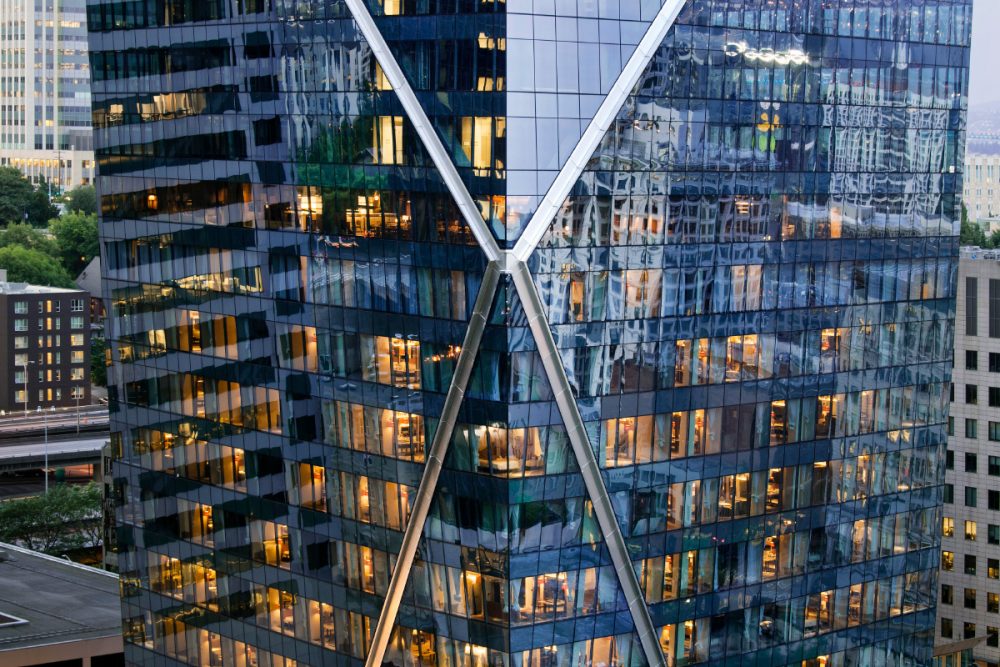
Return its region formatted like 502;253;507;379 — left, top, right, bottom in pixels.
340;1;685;665
512;0;687;263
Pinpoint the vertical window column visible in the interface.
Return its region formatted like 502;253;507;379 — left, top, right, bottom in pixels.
989;278;1000;337
966;276;978;336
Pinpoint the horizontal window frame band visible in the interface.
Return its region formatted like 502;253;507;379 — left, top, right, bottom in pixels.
364;260;501;667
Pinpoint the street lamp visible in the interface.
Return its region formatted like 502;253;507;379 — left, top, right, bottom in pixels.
42;406;50;494
20;359;34;419
20;360;53;494
75;386;81;435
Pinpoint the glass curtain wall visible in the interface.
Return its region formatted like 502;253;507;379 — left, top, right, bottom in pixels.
90;0;970;666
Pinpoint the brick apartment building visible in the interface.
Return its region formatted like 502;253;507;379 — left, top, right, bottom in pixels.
0;271;91;412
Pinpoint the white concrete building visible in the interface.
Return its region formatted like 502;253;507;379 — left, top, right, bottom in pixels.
0;0;93;191
939;247;1000;667
965;155;1000;230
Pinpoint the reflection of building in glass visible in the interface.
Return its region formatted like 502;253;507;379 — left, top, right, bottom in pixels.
90;1;970;666
0;0;93;189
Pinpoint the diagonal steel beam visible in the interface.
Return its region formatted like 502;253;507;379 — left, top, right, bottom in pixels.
364;261;501;667
511;0;687;262
343;0;502;262
344;4;680;665
509;261;666;667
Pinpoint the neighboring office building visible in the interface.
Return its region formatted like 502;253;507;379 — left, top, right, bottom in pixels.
964;154;1000;232
935;638;982;667
0;0;93;191
91;1;969;667
75;256;106;326
939;248;1000;667
0;270;91;412
0;542;123;667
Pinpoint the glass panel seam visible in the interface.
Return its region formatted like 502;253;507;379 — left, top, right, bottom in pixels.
511;0;688;261
342;0;502;262
510;261;666;667
364;261;501;667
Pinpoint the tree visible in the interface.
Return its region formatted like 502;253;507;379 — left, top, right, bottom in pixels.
67;483;104;549
50;211;98;276
91;337;108;387
65;185;97;215
0;167;58;227
0;483;103;555
0;222;58;255
960;203;989;247
0;245;74;287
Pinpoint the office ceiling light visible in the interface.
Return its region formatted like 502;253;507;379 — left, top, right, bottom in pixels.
725;41;810;66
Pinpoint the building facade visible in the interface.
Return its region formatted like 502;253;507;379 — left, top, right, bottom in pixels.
76;256;107;326
938;248;1000;667
0;274;91;412
91;1;971;667
964;154;1000;229
0;0;94;190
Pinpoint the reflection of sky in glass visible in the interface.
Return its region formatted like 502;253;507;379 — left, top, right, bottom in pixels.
971;0;1000;106
91;0;970;666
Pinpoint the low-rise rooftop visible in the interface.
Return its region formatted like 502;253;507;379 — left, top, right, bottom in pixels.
961;245;1000;260
0;282;85;295
0;542;121;659
0;269;86;295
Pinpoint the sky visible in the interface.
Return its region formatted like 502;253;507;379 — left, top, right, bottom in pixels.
970;0;1000;107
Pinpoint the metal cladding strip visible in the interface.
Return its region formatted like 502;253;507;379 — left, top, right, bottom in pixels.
342;0;502;263
509;262;666;667
364;262;501;667
511;0;688;262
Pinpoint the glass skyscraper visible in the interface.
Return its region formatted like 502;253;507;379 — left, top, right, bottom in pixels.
90;1;971;666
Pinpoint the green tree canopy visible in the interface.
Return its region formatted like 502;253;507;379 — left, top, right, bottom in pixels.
0;245;74;287
960;217;988;247
0;222;58;255
0;167;58;227
49;211;98;276
91;337;108;388
65;185;97;215
0;483;103;555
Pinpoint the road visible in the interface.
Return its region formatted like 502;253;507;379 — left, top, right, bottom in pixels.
0;436;107;460
0;405;108;436
0;477;49;498
0;429;108;447
0;429;109;495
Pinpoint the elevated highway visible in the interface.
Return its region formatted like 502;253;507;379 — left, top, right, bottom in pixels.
0;435;108;473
